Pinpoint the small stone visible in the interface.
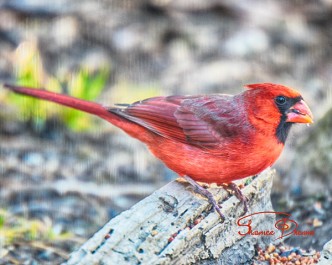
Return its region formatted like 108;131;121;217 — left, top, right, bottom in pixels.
151;230;158;236
281;256;288;262
300;257;308;263
194;218;202;225
312;218;323;227
223;28;269;56
267;245;276;253
23;152;44;167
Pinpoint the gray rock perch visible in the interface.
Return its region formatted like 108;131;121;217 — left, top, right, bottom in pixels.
65;169;277;265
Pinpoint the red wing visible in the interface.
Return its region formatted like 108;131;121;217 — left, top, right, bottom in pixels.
109;95;246;148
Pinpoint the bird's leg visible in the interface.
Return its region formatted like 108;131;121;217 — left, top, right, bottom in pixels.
183;176;225;220
220;182;249;214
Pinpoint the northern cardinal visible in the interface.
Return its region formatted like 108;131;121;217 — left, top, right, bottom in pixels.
4;83;313;219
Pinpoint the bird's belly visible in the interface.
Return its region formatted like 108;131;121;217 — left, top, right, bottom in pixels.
148;138;283;184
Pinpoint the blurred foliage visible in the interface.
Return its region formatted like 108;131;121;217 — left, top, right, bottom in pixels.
110;80;160;104
61;67;109;131
5;40;109;131
0;209;72;245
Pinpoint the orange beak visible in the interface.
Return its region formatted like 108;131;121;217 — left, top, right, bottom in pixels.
286;100;313;124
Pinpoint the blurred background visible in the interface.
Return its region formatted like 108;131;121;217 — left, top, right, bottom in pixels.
0;0;331;264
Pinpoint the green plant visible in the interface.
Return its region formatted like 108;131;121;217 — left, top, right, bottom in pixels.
62;67;109;131
5;40;109;132
0;209;72;244
8;41;58;130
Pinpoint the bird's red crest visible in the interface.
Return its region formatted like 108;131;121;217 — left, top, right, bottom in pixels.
244;83;301;98
245;83;278;90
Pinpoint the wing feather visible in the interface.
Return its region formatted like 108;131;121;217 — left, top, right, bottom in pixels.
109;94;248;148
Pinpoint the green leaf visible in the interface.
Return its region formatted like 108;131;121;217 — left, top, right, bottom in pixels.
0;214;5;228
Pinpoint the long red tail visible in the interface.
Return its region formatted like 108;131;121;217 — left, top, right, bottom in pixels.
3;84;154;143
4;84;110;117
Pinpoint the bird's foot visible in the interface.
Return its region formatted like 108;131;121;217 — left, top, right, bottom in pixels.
184;176;225;220
220;182;249;214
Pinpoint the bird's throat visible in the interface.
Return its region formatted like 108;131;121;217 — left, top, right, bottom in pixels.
276;119;293;144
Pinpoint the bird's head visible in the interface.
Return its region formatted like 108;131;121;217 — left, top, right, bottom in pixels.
244;83;313;143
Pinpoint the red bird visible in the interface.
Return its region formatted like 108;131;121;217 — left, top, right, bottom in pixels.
4;83;313;219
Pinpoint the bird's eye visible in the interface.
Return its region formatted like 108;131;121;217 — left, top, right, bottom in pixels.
275;96;287;105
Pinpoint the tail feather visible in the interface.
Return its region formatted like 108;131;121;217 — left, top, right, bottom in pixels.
3;84;158;143
4;84;110;117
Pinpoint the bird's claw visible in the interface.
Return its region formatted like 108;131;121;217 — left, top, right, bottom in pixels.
221;182;249;214
184;176;225;221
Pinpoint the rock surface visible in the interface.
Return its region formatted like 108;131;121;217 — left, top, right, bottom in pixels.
65;169;278;265
317;239;332;265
